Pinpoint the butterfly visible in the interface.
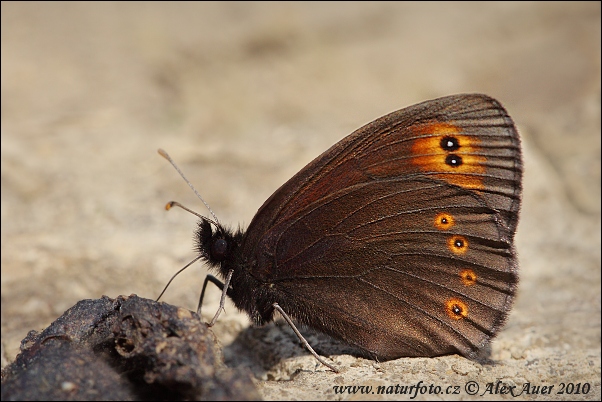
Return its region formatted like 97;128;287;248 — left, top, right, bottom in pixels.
160;94;522;371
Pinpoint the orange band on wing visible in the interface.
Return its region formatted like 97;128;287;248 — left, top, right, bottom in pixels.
411;123;486;189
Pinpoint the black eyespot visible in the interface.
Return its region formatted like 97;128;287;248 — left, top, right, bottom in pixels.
211;239;228;261
445;154;462;167
452;304;463;315
440;136;460;151
454;238;465;248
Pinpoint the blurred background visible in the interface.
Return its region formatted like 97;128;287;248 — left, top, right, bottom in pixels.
2;2;600;399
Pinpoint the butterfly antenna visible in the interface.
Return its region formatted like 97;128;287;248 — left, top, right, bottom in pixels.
158;149;220;224
156;255;203;302
164;201;220;227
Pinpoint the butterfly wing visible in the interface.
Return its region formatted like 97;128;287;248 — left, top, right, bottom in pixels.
240;94;522;359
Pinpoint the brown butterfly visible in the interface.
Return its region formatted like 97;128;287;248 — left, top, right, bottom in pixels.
161;94;522;371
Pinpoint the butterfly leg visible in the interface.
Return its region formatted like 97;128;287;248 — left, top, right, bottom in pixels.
272;303;339;373
198;270;234;327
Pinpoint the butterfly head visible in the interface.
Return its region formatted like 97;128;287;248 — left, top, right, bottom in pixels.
194;218;244;273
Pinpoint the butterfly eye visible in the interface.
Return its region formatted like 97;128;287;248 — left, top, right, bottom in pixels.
211;239;228;261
